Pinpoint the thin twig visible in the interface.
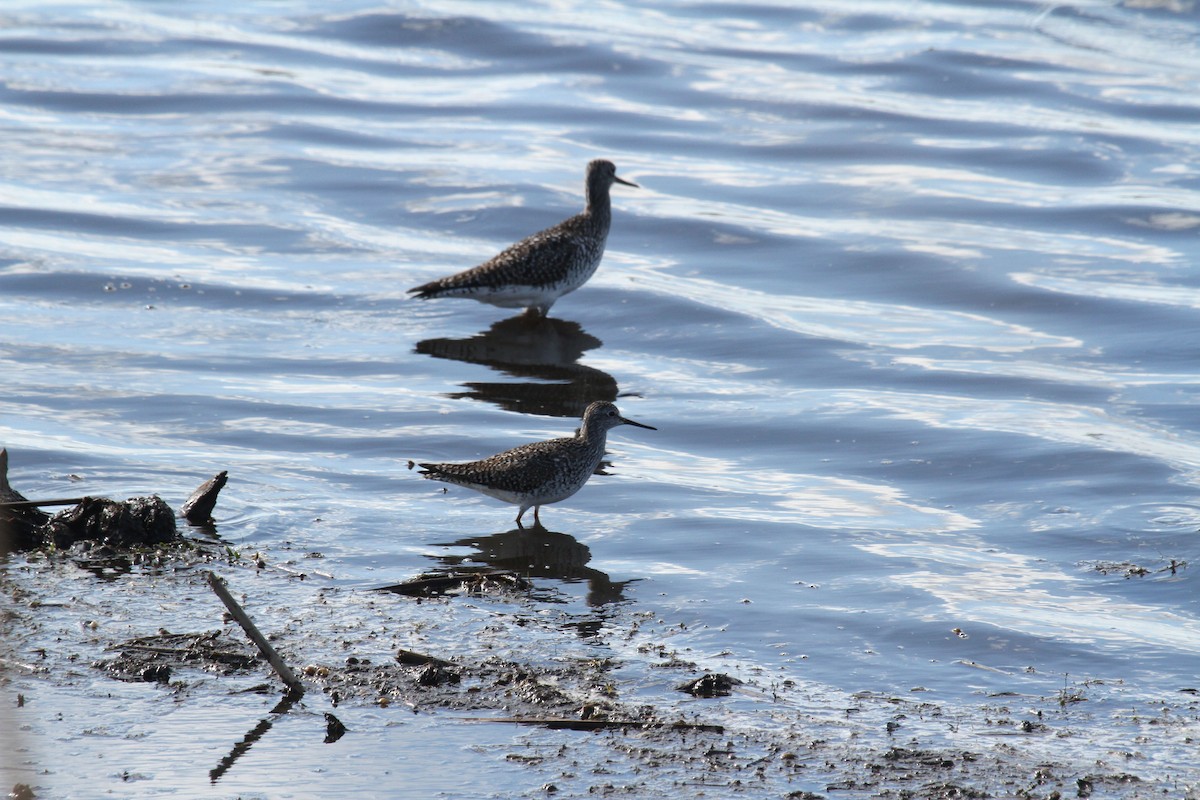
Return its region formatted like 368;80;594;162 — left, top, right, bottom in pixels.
0;497;88;509
206;571;304;698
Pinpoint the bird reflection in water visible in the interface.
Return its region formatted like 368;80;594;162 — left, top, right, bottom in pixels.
416;315;641;583
429;525;632;607
415;314;619;419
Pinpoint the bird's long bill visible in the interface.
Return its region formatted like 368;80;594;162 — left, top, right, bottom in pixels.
614;174;639;188
620;416;656;430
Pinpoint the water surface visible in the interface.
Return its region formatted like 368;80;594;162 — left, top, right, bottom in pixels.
3;0;1200;795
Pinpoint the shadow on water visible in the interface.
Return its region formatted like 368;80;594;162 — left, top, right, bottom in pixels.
415;314;618;418
429;524;633;607
209;692;301;785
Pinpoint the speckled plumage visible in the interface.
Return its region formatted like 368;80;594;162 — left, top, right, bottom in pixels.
408;160;638;317
418;401;655;527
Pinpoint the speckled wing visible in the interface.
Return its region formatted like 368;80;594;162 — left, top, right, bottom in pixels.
409;216;586;297
419;437;577;494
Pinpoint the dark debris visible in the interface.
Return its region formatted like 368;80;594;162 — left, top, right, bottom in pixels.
676;672;743;697
374;569;533;597
95;631;260;683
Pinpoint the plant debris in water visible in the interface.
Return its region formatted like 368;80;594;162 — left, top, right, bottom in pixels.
95;630;261;684
373;569;533;597
677;672;743;697
1087;559;1187;578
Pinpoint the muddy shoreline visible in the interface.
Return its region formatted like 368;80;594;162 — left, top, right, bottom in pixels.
4;531;1194;799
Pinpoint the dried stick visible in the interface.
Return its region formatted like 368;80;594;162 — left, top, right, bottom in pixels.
0;497;88;509
206;571;304;698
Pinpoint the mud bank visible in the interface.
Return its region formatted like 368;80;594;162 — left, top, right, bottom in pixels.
3;537;1196;799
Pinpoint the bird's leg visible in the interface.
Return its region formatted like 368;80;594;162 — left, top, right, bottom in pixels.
516;508;526;529
533;506;542;526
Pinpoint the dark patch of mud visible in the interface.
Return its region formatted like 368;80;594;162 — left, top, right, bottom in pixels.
94;631;261;685
0;449;228;553
39;495;179;550
374;568;534;598
308;647;634;722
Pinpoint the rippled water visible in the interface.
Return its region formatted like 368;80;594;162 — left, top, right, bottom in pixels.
4;0;1200;795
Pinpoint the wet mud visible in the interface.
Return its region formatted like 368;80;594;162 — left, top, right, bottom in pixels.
5;534;1195;799
96;631;261;685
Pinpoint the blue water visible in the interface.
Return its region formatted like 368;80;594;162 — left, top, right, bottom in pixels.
3;0;1200;795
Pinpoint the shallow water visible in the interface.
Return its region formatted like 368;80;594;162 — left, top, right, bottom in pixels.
3;0;1200;795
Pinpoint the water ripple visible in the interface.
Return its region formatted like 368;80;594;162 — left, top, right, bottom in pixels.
3;0;1200;791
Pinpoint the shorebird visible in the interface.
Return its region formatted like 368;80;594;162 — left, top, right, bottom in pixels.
408;160;638;317
417;401;655;527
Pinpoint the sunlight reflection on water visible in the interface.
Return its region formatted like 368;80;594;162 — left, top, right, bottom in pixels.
825;390;1200;477
624;267;1082;352
4;0;1200;793
863;539;1200;655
